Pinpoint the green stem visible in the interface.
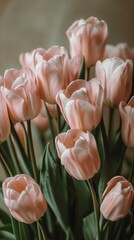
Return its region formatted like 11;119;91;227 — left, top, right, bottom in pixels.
44;103;57;160
100;117;110;162
0;154;12;176
129;149;134;184
10;121;32;175
56;104;61;134
37;222;42;240
102;220;110;232
0;145;15;176
86;180;100;240
86;67;90;81
8;135;22;173
108;107;114;141
27;120;38;182
38;219;49;240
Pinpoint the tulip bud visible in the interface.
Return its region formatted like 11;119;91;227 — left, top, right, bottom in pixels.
119;97;134;148
96;57;133;107
2;174;47;224
103;43;134;63
55;129;100;180
1;67;41;123
56;78;104;132
100;176;134;221
66;16;108;67
0;89;10;143
20;46;80;104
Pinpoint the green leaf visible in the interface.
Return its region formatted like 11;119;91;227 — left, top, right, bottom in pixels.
71;179;92;240
0;181;3;201
18;222;31;240
0;208;10;224
40;144;70;234
0;230;15;240
83;212;96;240
65;228;75;240
110;129;126;177
11;216;21;240
10;122;32;176
130;235;134;240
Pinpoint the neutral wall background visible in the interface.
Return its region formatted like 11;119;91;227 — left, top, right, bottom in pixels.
0;0;134;75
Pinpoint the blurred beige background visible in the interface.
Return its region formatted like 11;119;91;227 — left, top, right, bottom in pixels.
0;0;134;75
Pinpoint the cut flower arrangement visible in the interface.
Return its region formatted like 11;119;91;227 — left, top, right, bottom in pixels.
0;16;134;240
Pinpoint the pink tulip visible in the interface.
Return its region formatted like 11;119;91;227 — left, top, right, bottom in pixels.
19;48;46;73
2;174;47;224
0;89;10;143
56;78;104;132
96;57;133;107
119;97;134;148
100;176;134;221
1;67;41;123
55;129;100;180
66;16;108;67
20;46;80;104
103;43;134;63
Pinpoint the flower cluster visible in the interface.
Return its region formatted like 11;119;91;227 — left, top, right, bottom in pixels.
0;16;134;240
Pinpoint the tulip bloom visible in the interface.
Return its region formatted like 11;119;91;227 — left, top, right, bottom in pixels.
66;16;108;67
1;67;41;123
2;174;47;224
103;43;134;63
0;89;10;143
119;97;134;148
20;46;80;104
96;57;133;107
56;79;104;132
100;176;134;221
55;129;100;180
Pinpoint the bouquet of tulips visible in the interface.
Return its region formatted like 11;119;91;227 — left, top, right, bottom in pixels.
0;16;134;240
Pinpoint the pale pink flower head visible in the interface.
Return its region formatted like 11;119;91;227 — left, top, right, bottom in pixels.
100;176;134;221
119;96;134;148
20;46;80;104
1;67;41;123
35;46;80;103
96;57;133;107
2;174;47;224
55;129;100;180
56;78;104;132
66;16;108;67
19;48;47;73
0;89;11;143
103;43;134;63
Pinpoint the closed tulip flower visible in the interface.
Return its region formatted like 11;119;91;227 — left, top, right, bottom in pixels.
55;129;100;180
19;47;46;73
2;174;47;224
0;89;10;143
1;67;41;123
20;46;80;104
100;176;134;221
56;78;104;132
119;97;134;148
66;16;108;67
96;57;133;107
103;43;134;63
